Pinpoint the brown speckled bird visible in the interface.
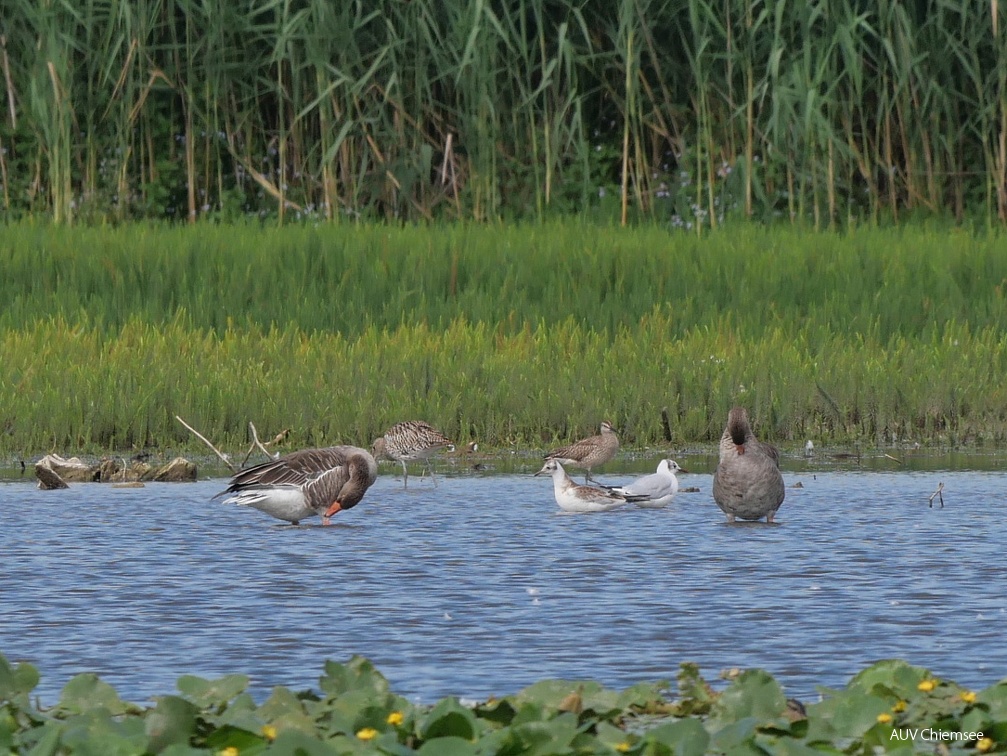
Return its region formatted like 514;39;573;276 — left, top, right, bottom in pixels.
372;421;455;488
544;421;620;483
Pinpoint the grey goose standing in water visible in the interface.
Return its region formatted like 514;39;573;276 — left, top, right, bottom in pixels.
712;407;785;523
544;420;620;483
216;445;377;525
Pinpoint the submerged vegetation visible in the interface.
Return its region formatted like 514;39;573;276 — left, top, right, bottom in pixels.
3;222;1007;455
1;653;1005;754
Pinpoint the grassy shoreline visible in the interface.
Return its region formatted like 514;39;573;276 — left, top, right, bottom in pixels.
5;222;1007;455
3;314;1007;456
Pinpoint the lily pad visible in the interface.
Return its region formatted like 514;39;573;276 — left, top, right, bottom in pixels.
415;735;479;756
710;669;787;724
504;713;583;755
318;656;390;698
806;689;891;740
60;709;147;756
511;679;624;717
268;730;341;756
846;660;929;698
419;698;480;741
644;718;710;756
144;695;198;753
57;674;134;716
175;674;249;709
0;655;40;703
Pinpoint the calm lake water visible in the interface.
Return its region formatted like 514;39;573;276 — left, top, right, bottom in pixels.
1;456;1005;706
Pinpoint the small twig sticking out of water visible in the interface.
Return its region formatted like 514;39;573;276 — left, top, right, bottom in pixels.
242;422;284;466
266;428;290;447
883;453;903;464
175;415;235;471
928;481;945;509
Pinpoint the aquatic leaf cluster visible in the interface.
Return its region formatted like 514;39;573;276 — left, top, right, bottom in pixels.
1;654;1005;754
5;222;1007;454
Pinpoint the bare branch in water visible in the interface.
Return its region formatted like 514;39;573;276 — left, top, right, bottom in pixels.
175;415;234;470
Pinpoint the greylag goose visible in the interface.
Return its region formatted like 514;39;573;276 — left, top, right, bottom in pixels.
216;445;377;525
372;421;454;488
712;407;785;522
534;459;639;512
544;420;620;483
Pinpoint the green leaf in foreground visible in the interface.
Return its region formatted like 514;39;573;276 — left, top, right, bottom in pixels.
2;653;1007;755
643;718;710;756
175;673;249;710
60;709;147;756
319;655;390;698
711;669;787;724
144;695;198;753
0;656;40;703
418;697;481;741
56;673;135;716
415;735;479;756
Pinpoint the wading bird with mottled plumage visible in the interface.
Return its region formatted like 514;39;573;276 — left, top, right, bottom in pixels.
215;445;377;525
372;421;455;488
543;421;620;483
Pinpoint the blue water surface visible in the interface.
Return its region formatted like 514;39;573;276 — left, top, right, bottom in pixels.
0;465;1004;705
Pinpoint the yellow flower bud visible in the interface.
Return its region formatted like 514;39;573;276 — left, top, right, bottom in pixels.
876;713;893;724
892;700;907;712
917;679;936;692
261;724;277;740
386;711;404;726
356;727;379;741
977;737;995;753
960;690;977;704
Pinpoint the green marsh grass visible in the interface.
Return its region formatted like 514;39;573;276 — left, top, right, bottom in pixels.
3;309;1007;455
4;222;1007;339
4;222;1007;455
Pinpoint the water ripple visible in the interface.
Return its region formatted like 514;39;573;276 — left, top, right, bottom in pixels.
0;469;1003;704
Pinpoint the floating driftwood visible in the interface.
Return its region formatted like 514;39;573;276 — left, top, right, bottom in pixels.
33;453;197;489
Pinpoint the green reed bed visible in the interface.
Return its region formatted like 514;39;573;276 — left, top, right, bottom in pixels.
4;313;1007;456
6;0;1007;225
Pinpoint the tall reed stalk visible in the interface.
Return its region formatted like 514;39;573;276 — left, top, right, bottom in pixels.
3;1;1007;223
